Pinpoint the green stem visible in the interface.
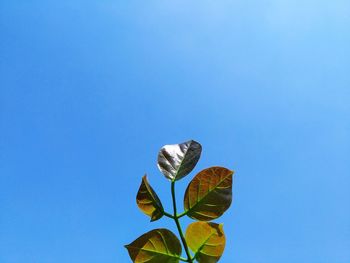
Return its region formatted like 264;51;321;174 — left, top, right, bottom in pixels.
164;211;175;219
177;210;187;218
171;181;193;263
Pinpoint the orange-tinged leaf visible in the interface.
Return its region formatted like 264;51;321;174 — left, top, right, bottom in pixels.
185;222;226;263
184;166;233;221
125;228;182;263
136;175;164;221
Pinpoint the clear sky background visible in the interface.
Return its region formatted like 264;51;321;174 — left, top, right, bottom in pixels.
1;1;349;263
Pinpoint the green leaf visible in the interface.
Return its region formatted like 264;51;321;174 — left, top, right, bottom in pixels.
157;140;202;181
184;166;233;221
185;222;226;263
136;175;164;221
125;228;182;263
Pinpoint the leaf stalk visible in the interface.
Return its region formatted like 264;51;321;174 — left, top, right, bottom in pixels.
171;181;193;263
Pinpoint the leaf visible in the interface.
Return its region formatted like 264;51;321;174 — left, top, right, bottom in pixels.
157;140;202;181
184;166;233;221
185;222;226;263
125;228;182;263
136;175;164;221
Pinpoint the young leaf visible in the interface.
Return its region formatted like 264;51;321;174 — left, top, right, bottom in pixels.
125;228;182;263
184;166;233;221
185;222;226;263
157;140;202;181
136;175;164;221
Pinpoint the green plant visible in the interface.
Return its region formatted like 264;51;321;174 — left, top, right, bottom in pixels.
125;140;234;263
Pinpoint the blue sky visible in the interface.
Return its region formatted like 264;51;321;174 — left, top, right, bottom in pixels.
1;0;349;262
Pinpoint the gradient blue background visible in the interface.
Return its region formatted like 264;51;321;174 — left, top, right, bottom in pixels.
1;1;349;262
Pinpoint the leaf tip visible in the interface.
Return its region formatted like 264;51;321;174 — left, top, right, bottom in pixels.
150;215;159;222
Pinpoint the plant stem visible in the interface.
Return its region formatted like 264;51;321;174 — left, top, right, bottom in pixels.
163;211;175;219
178;256;189;262
177;211;188;218
171;181;193;263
